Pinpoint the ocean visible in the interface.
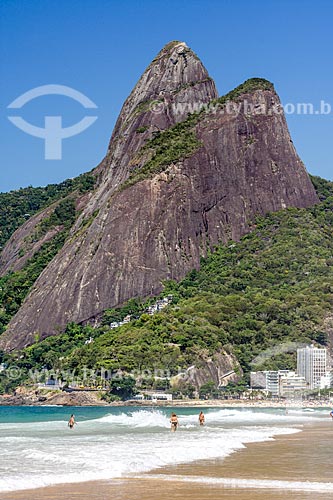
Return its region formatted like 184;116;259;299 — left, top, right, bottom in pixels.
0;405;331;494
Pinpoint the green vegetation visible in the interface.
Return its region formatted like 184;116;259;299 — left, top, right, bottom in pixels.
121;78;275;191
172;77;213;96
102;298;148;325
199;381;220;399
28;197;77;242
121;112;202;190
0;71;331;396
0;198;79;334
1;176;332;395
0;173;95;250
0;171;97;337
124;99;162;127
104;376;137;401
136;126;149;134
214;78;274;107
0;76;279;347
163;40;182;52
0;229;73;334
310;175;333;201
0;322;98;393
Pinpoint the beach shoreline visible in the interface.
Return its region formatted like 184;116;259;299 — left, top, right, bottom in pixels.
120;398;332;409
1;419;332;499
0;394;331;409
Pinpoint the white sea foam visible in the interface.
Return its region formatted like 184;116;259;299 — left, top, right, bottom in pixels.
142;474;333;492
0;407;323;493
94;409;170;427
87;407;321;428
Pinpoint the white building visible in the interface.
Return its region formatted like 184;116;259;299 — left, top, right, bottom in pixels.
279;372;307;397
319;373;331;389
250;370;291;396
144;391;173;401
131;394;145;401
265;371;279;396
297;345;327;389
151;393;173;402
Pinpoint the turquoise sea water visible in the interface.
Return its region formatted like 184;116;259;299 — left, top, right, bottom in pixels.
0;405;331;493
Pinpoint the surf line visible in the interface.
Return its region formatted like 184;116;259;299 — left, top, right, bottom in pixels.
136;474;333;492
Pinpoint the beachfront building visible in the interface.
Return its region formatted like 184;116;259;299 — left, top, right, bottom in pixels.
131;394;145;401
279;372;307;397
250;370;291;396
266;370;291;395
319;372;332;389
297;345;327;390
143;391;173;402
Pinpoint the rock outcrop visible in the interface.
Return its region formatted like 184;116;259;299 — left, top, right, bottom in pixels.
0;41;318;350
0;389;107;406
0;202;63;276
171;351;242;393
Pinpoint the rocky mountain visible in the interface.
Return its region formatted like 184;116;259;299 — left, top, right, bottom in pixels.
0;41;318;351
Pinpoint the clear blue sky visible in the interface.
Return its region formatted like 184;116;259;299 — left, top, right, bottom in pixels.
1;0;332;192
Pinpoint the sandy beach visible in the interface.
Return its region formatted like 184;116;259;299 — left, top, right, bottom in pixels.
2;419;332;500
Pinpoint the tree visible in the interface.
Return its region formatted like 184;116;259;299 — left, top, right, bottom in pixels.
108;376;137;400
199;381;218;399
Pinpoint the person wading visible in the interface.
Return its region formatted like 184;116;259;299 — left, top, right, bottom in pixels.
68;414;77;429
199;411;205;426
170;413;179;432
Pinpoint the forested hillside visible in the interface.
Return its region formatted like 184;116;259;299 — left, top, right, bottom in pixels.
0;173;96;333
0;176;332;394
0;173;95;250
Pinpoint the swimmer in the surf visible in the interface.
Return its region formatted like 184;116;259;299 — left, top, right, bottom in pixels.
170;413;178;432
68;414;77;429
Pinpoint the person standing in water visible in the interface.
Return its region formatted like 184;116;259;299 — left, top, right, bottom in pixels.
68;414;77;429
199;411;205;426
170;413;178;432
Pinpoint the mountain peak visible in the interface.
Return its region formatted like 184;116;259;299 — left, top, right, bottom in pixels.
142;40;213;94
0;43;319;351
92;41;218;189
110;40;218;135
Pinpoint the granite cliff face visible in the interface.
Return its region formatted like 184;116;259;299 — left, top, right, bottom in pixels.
171;351;242;394
0;41;318;350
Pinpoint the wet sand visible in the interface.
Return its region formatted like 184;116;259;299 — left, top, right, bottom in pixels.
2;421;333;500
0;479;329;500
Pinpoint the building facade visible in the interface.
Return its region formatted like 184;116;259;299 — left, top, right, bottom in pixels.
279;372;307;397
297;345;327;390
250;370;291;396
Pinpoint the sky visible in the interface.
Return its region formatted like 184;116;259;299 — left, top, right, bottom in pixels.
1;0;332;193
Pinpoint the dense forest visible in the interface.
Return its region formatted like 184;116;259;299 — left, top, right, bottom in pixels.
0;173;96;334
0;175;332;395
0;173;95;250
